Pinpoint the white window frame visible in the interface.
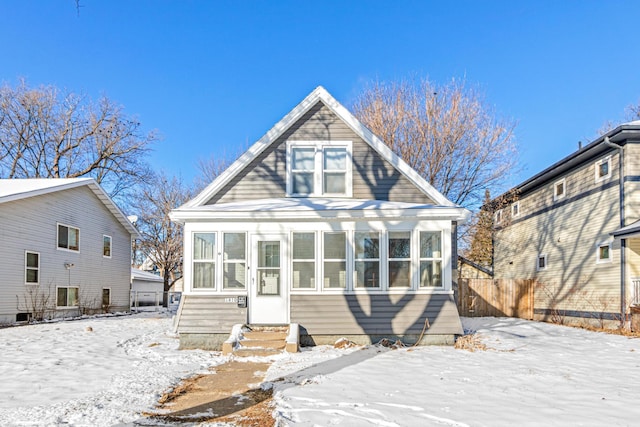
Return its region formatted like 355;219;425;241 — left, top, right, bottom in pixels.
321;231;348;291
419;231;444;289
512;202;520;218
102;288;111;307
388;231;412;289
291;231;317;290
553;178;566;201
222;232;247;290
494;209;503;224
537;254;548;271
596;243;612;264
286;141;353;197
595;156;612;182
103;235;112;258
192;232;217;290
25;250;40;285
56;286;79;308
57;223;80;252
354;231;381;289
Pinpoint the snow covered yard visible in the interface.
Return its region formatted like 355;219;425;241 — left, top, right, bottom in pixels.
268;317;640;427
1;315;640;426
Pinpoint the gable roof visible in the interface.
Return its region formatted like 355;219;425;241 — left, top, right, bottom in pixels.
184;86;456;208
0;178;139;237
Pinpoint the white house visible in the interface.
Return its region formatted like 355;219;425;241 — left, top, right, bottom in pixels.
170;87;470;349
0;178;138;323
131;268;164;307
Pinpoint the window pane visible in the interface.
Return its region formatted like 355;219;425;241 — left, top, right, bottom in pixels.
193;233;216;260
293;172;314;194
420;261;442;287
57;288;67;306
26;252;39;268
292;147;315;170
293;261;315;288
293;233;314;259
389;261;411;287
224;233;245;260
102;289;110;306
68;228;79;251
355;232;379;259
324;172;346;194
600;246;610;260
26;269;38;283
58;225;68;248
389;232;411;258
324;148;346;170
224;262;246;289
324;232;346;259
355;260;380;288
599;162;609;177
103;236;111;257
68;288;79;306
258;241;280;268
324;261;346;288
193;262;215;288
258;270;280;295
420;232;441;258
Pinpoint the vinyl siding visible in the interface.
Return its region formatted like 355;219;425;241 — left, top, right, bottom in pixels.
494;150;622;314
624;142;640;223
176;295;247;333
205;101;434;205
0;186;131;322
290;294;463;336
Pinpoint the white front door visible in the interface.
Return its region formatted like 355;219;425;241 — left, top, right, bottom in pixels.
249;234;288;324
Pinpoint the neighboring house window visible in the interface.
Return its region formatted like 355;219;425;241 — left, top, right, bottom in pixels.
102;288;111;307
57;287;79;308
419;231;442;287
389;231;411;288
223;233;246;290
512;202;520;218
25;251;39;285
537;254;547;271
58;224;80;251
103;235;112;258
354;231;380;288
597;244;612;263
193;232;216;289
323;232;346;289
287;141;352;197
495;209;503;224
595;156;611;182
553;179;566;201
292;232;315;289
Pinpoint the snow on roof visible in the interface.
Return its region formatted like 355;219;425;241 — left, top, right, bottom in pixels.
0;178;139;237
131;268;164;282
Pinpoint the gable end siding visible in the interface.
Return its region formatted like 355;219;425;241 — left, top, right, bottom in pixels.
205;102;435;205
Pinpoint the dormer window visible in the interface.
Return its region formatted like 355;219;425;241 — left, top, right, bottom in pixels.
287;141;352;197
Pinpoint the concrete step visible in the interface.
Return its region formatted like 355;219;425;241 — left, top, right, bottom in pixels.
238;339;286;350
232;347;283;357
242;331;287;340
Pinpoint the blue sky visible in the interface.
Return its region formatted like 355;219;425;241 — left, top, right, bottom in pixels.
1;1;639;192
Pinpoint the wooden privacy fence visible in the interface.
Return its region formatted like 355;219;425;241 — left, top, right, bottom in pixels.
458;279;534;319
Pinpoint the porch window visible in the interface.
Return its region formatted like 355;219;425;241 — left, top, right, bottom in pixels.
389;232;411;288
419;231;442;288
57;286;79;308
223;233;246;289
25;251;39;285
292;232;315;289
58;224;79;251
355;232;380;288
193;232;216;289
287;141;352;197
323;232;346;288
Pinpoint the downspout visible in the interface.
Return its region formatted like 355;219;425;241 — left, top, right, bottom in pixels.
604;136;626;325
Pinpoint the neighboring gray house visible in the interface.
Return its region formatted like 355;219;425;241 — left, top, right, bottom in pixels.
170;86;470;349
493;121;640;324
0;178;138;323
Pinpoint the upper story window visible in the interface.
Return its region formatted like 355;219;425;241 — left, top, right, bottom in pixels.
596;243;612;263
287;141;352;197
494;209;503;225
103;235;112;258
537;254;547;271
595;156;612;182
58;224;79;251
512;202;520;218
553;178;566;201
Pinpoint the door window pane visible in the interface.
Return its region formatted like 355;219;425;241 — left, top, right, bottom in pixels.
258;241;280;295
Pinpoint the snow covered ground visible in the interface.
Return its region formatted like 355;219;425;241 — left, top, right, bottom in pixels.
1;314;639;426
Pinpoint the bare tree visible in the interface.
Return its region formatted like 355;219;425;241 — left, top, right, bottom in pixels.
0;80;157;203
352;77;518;207
132;172;193;303
193;153;230;192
